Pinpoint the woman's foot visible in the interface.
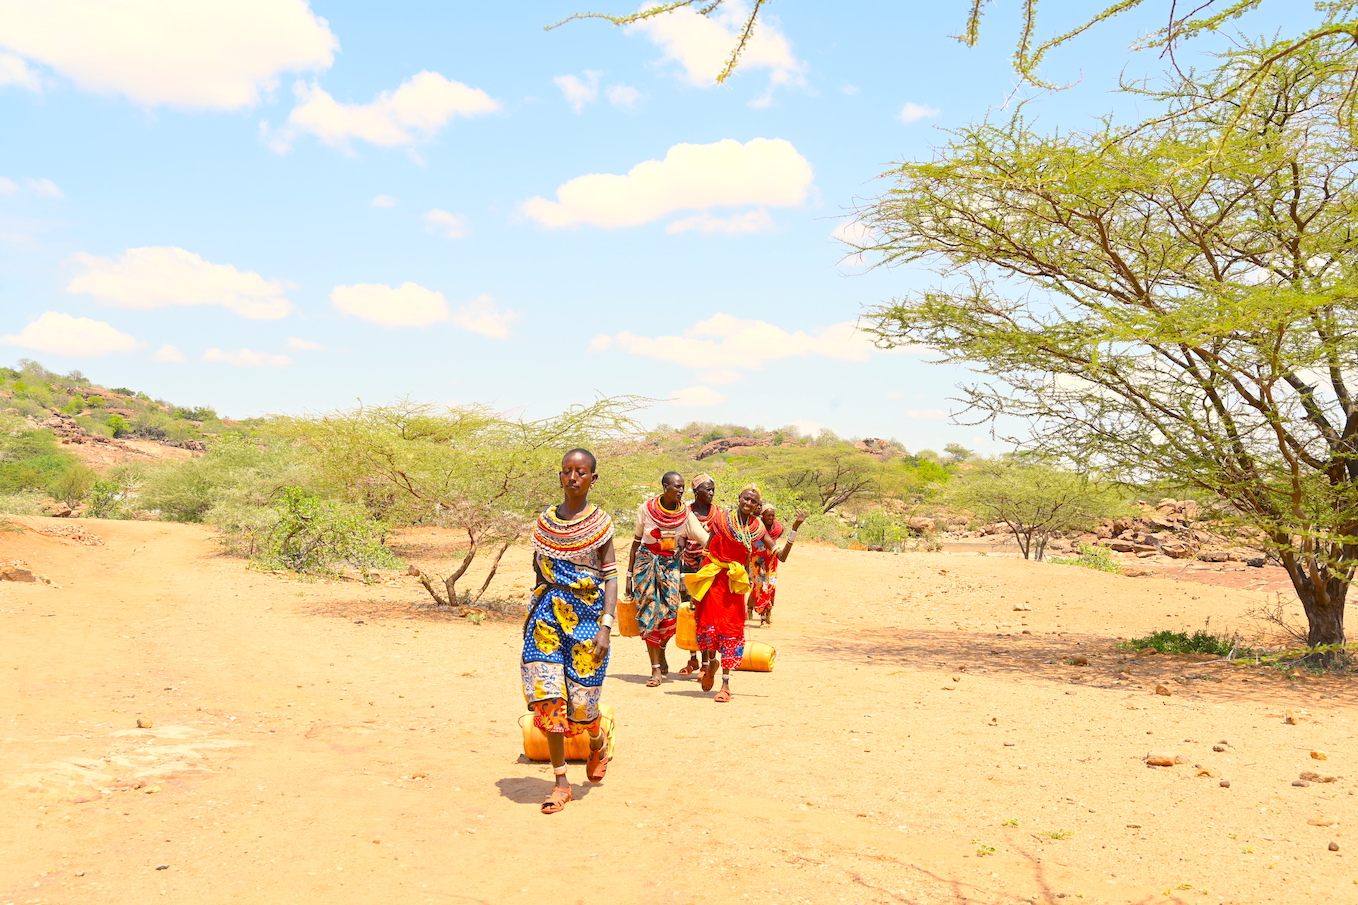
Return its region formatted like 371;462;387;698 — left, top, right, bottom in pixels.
541;784;572;814
586;738;612;783
646;667;663;688
659;653;670;675
678;656;701;676
714;686;732;703
700;657;719;692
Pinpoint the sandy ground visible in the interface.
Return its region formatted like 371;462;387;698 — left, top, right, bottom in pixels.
2;518;1355;905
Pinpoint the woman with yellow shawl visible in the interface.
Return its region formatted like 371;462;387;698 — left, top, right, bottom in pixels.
685;484;775;702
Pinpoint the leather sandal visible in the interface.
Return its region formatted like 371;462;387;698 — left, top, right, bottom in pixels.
586;740;612;783
714;687;732;703
700;658;719;692
541;785;572;814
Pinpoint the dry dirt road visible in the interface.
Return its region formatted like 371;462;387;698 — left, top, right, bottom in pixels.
2;518;1355;905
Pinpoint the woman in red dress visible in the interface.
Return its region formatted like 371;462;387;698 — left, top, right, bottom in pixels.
684;484;772;702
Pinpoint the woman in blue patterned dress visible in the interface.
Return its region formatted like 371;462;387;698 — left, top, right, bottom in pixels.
520;448;619;814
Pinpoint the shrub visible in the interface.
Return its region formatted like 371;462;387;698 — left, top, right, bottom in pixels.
213;486;401;579
48;464;97;506
1049;543;1121;574
1117;629;1253;658
854;510;912;550
85;479;124;518
106;413;130;437
84;395;104;408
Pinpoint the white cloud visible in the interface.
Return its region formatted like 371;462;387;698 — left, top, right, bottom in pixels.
330;283;519;337
905;408;948;420
789;419;824;437
371;194;398;208
423;208;471;239
554;70;600;114
332;282;448;327
886;391;904;400
840;84;859;96
26;178;63;198
268;70;499;152
0;0;336;110
449;294;520;339
522;137;813;230
630;1;806;103
286;337;325;351
0;51;40;91
152;343;186;363
204;347;292;368
898;102;940;123
0;177;15;195
606;84;643;109
595;313;875;371
671;386;726;407
2;311;138;357
666;209;775;235
68;247;294;320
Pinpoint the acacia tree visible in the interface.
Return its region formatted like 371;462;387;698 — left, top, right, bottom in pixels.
273;397;643;606
944;459;1123;561
854;47;1358;654
556;1;1358;104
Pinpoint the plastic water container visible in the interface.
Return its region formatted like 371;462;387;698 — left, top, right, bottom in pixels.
675;605;699;651
736;640;776;672
519;704;616;762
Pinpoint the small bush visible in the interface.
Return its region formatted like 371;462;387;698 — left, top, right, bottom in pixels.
107;413;130;437
854;510;912;550
1117;629;1253;658
1049;543;1121;574
85;479;125;518
214;486;401;579
48;464;97;506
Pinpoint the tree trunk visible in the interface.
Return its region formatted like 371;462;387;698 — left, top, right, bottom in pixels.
472;541;514;603
1279;551;1348;662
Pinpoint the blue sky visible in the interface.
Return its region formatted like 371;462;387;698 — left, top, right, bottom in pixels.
0;1;1303;453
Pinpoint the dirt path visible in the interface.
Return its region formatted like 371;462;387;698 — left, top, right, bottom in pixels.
2;519;1354;904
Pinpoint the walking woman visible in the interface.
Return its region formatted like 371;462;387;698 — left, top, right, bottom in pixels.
748;504;808;626
520;448;618;814
677;473;719;677
626;472;709;687
685;484;775;702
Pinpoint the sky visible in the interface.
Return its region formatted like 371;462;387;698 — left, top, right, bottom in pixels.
0;0;1305;453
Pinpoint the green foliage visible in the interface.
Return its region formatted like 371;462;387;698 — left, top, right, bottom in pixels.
84;395;103;408
1049;543;1121;574
942;460;1123;560
106;413;129;437
858;45;1358;647
174;405;218;422
48;464;96;506
139;436;316;523
216;486;401;579
271;397;646;604
0;429;79;496
85;479;124;518
853;510;913;550
1118;629;1253;658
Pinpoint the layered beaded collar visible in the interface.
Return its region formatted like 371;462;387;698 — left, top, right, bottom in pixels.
532;503;612;559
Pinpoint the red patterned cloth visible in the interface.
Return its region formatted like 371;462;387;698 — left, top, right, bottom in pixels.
693;509;767;670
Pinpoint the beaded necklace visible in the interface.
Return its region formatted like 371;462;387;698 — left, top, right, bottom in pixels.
724;509;762;550
645;495;689;530
532;504;612;559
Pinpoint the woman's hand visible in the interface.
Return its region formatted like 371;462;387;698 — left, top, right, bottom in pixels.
792;509;809;530
625;574;635;598
593;626;612;661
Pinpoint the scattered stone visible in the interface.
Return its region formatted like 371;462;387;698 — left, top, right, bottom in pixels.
1195;768;1216;778
1198;550;1230;563
1293;780;1311;787
1311;751;1329;760
142;785;160;794
1004;741;1016;747
1013;604;1032;612
155;865;169;871
1329;841;1340;852
1155;685;1172;696
0;566;36;582
1136;648;1159;658
1071;655;1089;667
52;506;73;518
1213;745;1227;753
136;717;153;729
1284;710;1298;725
1219;779;1231;788
1300;771;1337;783
1308;816;1339;827
1146;751;1186;766
1246;557;1266;568
1126;823;1142;829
